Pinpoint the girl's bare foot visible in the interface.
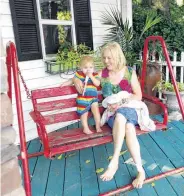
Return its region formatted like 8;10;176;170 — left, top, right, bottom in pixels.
83;128;93;134
96;126;103;132
132;170;145;189
100;158;118;181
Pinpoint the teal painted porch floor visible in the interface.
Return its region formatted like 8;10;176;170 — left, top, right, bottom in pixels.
23;118;184;196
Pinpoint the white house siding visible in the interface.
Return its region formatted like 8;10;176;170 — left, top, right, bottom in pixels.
0;0;15;53
90;0;119;49
0;0;120;143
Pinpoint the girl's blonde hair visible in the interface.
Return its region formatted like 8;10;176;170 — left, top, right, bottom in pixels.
78;55;94;68
101;42;126;70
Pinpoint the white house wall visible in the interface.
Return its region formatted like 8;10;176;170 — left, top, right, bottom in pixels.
1;0;119;143
90;0;119;49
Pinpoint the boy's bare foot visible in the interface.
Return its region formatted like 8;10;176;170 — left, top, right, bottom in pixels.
96;126;103;132
132;170;145;189
100;158;118;181
83;128;93;134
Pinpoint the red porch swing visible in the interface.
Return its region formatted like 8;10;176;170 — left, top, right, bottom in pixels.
6;36;184;196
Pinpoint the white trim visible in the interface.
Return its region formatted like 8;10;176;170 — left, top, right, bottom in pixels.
70;0;77;46
36;0;46;58
117;0;121;11
40;19;72;25
120;0;132;27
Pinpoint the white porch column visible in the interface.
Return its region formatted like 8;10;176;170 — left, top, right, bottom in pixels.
119;0;133;26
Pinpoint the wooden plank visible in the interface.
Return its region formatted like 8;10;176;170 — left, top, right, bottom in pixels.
171;120;184;133
85;117;117;196
152;116;184;177
43;107;104;125
93;144;117;194
31;86;77;99
139;133;184;195
45;127;66;196
45;154;66;196
154;116;184;142
36;94;103;112
138;138;178;196
167;122;184;144
50;135;113;157
63;122;81;196
149;130;184;168
43;111;79;125
158;123;184;159
80;147;99;196
31;152;51;196
36;98;77;112
105;143;140;196
122;143;158;196
63;151;81;196
48;125;111;147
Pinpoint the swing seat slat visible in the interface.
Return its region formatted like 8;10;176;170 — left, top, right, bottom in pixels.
48;125;112;146
30;86;168;158
50;135;113;156
36;98;77;112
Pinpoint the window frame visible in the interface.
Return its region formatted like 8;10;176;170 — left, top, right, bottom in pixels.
36;0;77;60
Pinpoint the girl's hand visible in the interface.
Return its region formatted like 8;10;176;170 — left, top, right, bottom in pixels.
73;77;84;94
107;103;119;112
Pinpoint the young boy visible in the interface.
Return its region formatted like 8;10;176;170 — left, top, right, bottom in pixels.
61;56;103;134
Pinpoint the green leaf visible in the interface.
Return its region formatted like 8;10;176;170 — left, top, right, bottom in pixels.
57;154;63;160
85;160;91;164
96;168;104;174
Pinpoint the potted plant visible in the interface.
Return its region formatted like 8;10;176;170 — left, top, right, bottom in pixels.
154;80;184;111
100;7;161;67
55;44;94;74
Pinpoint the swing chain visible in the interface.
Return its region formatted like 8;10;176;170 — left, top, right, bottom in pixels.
17;67;32;99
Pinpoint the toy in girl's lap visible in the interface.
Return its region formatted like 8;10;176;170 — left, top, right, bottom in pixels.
61;56;102;134
100;91;130;126
101;91;156;131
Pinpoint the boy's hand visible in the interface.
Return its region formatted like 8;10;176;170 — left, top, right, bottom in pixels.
73;77;84;94
60;84;67;88
60;83;64;87
60;79;73;87
60;82;68;87
86;71;93;78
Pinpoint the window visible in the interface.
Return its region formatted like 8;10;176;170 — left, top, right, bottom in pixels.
9;0;93;61
37;0;76;59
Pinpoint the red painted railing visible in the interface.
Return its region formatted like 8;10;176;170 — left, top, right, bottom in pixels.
6;42;31;196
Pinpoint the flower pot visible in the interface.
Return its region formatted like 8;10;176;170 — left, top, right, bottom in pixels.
142;62;162;115
163;91;184;111
45;60;61;75
45;60;77;75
